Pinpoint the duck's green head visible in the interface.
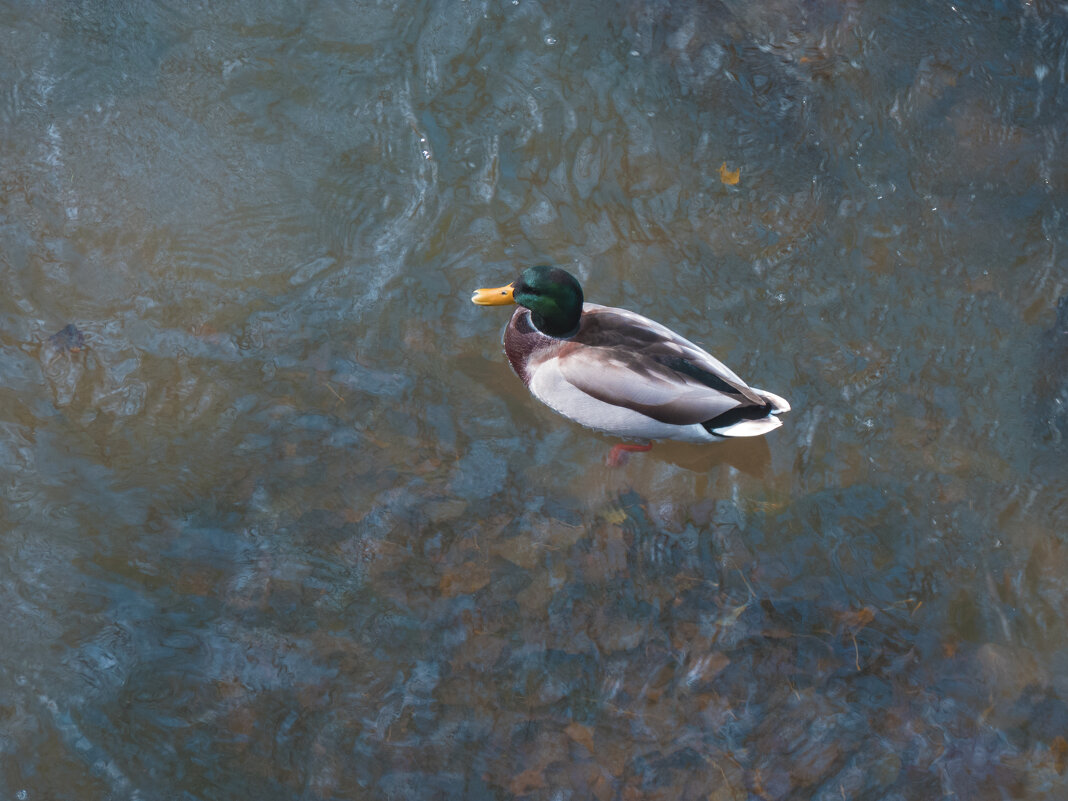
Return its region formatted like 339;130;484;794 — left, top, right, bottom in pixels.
472;265;583;337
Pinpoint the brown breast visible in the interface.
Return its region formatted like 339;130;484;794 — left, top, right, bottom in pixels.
503;307;554;385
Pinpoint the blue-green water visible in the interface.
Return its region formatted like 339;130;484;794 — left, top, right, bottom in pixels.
1;0;1066;798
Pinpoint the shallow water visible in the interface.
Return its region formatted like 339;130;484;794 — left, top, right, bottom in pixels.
1;0;1067;798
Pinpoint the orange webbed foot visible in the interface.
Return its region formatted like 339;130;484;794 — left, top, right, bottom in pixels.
605;441;653;466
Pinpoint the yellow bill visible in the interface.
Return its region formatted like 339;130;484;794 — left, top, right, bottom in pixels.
471;283;516;305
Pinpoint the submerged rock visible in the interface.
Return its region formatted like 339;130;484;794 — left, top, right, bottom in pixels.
41;324;88;407
46;323;86;354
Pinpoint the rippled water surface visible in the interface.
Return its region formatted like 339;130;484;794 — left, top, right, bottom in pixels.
2;0;1067;798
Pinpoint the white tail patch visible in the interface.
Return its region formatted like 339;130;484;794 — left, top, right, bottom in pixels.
751;388;791;414
711;415;783;438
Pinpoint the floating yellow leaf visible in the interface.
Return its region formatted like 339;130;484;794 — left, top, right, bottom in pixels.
719;162;740;185
599;506;628;525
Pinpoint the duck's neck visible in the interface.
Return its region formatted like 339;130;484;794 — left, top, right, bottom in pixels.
530;308;581;338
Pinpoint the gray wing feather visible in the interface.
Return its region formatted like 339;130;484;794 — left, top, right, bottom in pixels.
556;305;768;426
558;350;741;425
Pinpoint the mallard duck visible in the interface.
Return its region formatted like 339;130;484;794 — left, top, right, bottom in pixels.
472;266;789;457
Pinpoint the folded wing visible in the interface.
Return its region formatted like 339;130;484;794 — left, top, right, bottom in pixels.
556;305;772;427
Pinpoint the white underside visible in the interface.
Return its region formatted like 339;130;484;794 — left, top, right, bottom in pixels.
529;360;726;443
710;415;782;437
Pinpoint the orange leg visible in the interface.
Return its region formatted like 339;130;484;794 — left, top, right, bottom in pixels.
606;441;653;466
